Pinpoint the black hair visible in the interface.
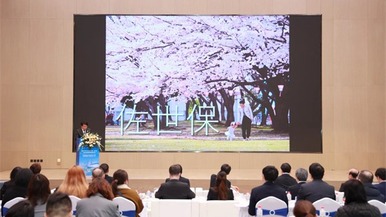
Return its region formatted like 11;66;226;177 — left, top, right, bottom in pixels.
9;166;22;180
5;200;34;217
309;163;324;180
14;168;33;188
344;179;367;205
263;165;279;182
239;99;245;104
169;164;181;176
375;168;386;180
220;164;231;175
99;163;109;173
281;163;292;173
45;192;72;217
80;121;88;126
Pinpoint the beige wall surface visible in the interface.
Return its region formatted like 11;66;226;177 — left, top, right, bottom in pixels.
0;0;385;172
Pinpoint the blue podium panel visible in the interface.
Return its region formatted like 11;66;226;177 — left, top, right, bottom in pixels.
76;146;100;177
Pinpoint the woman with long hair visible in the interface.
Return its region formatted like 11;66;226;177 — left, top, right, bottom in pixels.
0;166;21;200
27;173;51;217
335;179;381;217
112;169;143;217
207;171;234;200
76;177;120;217
56;166;88;198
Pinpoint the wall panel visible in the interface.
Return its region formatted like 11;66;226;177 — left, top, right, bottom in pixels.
0;0;385;173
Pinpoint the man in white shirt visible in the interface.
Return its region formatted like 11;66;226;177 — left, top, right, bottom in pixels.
237;99;253;140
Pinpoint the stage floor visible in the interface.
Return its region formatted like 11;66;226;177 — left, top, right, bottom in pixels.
0;168;348;193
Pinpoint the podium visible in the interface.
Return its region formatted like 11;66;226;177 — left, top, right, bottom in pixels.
76;145;100;177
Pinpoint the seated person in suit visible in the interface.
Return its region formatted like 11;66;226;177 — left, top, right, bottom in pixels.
374;167;386;197
336;179;381;217
297;163;335;203
165;164;190;187
100;163;114;184
210;164;239;191
275;163;297;191
248;165;288;216
45;192;72;217
207;171;234;200
288;168;308;200
338;168;358;192
358;170;385;202
76;177;120;217
155;164;195;199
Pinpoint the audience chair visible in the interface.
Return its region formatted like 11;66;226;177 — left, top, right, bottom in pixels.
2;197;24;217
368;200;386;216
255;196;288;217
69;195;81;217
151;199;197;217
199;200;239;217
113;197;136;217
313;197;340;217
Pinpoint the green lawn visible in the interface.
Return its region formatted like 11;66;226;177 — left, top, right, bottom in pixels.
105;138;289;152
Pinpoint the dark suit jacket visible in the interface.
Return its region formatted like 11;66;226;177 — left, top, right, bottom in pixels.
288;181;306;200
1;185;27;212
155;179;195;199
210;174;231;188
207;187;234;200
364;183;385;202
74;128;91;150
275;174;297;191
297;179;335;203
165;176;190;187
375;182;386;197
248;181;288;216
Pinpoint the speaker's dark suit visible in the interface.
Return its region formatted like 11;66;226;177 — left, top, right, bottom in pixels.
165;176;190;187
275;174;297;191
248;181;288;216
155;179;195;199
73;128;91;150
288;181;306;200
297;179;335;203
375;182;386;198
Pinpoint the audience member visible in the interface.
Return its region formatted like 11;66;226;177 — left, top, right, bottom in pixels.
27;174;51;217
155;164;195;199
338;168;358;192
293;200;316;217
45;192;72;217
92;168;105;180
207;171;234;200
0;166;21;200
210;163;239;191
100;163;114;184
56;166;88;198
358;170;385;202
112;169;144;217
297;163;335;203
76;177;120;217
165;164;190;187
248;165;288;216
275;163;297;191
288;168;308;200
30;163;42;174
4;200;34;217
374;167;386;197
335;179;381;217
1;168;33;211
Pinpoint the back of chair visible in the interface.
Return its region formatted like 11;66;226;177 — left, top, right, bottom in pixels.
255;196;288;217
113;197;136;217
200;200;239;217
2;197;24;217
69;195;81;217
313;197;341;217
368;200;386;216
151;199;193;217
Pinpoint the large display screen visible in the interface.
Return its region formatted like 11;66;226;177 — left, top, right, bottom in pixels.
73;15;322;153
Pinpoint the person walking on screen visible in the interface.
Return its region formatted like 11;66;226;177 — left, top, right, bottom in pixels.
237;99;253;140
